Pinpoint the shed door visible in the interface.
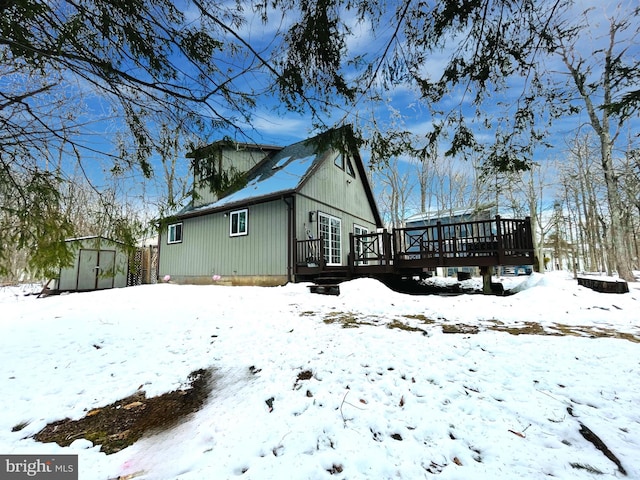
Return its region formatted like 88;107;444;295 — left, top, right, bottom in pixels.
96;250;116;289
77;249;116;290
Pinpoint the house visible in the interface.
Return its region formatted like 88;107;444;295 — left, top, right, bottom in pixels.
158;127;383;285
55;236;129;291
404;205;494;277
404;205;532;277
404;204;497;229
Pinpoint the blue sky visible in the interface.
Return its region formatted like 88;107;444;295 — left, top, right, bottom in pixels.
34;0;638;220
220;0;638;151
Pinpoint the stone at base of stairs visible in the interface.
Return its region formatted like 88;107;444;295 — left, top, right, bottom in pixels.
308;284;340;295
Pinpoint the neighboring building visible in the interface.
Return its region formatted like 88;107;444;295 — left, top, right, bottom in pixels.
404;205;497;229
158;127;383;285
405;205;497;277
56;236;129;291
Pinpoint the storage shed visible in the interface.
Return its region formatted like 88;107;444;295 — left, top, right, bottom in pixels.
56;236;129;291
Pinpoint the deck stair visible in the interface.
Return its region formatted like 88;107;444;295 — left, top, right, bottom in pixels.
308;274;349;295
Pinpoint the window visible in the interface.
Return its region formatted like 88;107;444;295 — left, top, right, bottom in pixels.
345;157;355;177
354;224;369;265
334;154;356;178
354;225;368;236
230;209;248;236
167;223;183;244
318;213;341;265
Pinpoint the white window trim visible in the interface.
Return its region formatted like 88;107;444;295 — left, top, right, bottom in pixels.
354;224;369;235
229;209;248;237
167;222;183;244
318;212;342;266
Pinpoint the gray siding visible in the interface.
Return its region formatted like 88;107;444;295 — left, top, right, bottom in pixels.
193;147;271;208
193;181;217;209
296;152;378;265
300;150;376;222
160;200;289;281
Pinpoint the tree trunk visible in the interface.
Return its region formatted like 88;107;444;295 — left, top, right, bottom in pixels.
561;28;635;281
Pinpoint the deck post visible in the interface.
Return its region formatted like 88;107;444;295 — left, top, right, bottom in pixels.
480;266;492;294
293;237;298;276
319;235;326;271
495;215;504;265
437;221;444;266
383;229;392;266
348;232;355;273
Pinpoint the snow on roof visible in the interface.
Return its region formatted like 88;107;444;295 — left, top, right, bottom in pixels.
187;139;324;213
206;154;317;209
137;236;158;247
64;235;102;242
406;205;496;224
271;156;292;170
64;235;123;244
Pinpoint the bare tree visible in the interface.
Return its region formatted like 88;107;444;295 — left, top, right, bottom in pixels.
619;141;640;269
554;7;640;280
151;122;196;216
427;152;472;217
372;158;414;228
501;162;556;272
0;0;275;276
416;143;436;214
559;134;610;272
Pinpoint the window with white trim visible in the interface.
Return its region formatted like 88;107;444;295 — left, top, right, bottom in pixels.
167;223;183;244
230;209;248;236
318;213;341;265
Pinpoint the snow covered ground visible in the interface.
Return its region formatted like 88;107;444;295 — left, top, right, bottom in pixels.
1;271;639;480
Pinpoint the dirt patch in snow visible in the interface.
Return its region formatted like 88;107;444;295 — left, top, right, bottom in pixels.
320;312;640;342
30;368;211;454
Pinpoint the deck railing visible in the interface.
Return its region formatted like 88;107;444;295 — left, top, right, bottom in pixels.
295;237;325;270
393;216;533;266
294;216;533;275
349;230;392;266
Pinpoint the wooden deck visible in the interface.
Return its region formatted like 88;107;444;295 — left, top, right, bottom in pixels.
295;216;534;280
